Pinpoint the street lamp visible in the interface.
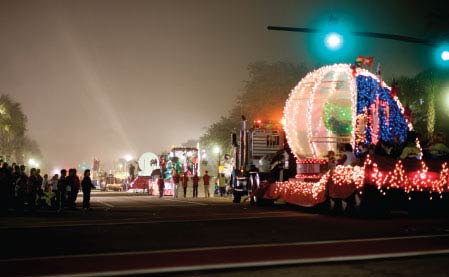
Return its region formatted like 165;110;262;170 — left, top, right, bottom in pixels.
124;155;133;162
28;158;38;168
124;154;133;180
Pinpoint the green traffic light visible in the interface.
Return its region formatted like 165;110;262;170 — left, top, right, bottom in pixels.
442;50;449;61
435;44;449;68
325;32;343;50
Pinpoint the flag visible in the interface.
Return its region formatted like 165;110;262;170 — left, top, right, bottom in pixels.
390;79;399;97
356;56;374;67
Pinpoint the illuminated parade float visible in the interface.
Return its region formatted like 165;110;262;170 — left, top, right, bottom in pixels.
127;148;199;195
262;63;449;214
127;152;160;193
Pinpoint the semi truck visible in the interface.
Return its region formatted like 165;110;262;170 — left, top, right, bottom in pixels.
230;116;293;203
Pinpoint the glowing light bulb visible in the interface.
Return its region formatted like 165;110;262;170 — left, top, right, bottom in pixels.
325;32;343;50
441;50;449;61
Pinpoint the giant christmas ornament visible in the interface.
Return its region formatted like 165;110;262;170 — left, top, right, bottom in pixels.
138;152;160;176
283;64;413;159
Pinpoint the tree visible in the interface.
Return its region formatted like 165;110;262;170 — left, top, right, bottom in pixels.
0;95;27;162
181;139;199;148
0;94;42;164
238;61;308;125
199;61;309;154
396;69;449;142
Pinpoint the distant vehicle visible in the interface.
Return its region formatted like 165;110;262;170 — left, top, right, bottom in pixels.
106;183;123;192
230;117;291;203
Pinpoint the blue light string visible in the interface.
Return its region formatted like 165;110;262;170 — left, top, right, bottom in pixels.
356;75;408;145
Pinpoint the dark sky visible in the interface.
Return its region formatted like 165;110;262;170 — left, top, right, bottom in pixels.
0;0;447;170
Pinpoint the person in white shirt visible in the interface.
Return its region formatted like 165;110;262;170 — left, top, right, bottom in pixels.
338;143;356;166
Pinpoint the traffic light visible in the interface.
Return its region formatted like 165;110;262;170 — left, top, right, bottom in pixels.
324;32;343;51
435;43;449;68
311;25;354;63
442;50;449;61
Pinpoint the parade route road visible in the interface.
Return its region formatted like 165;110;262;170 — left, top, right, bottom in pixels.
2;193;449;276
2;234;449;276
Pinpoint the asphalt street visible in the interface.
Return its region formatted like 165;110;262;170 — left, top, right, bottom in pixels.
1;192;449;276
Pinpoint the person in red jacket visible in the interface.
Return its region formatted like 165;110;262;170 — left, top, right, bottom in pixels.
192;173;199;198
181;173;189;198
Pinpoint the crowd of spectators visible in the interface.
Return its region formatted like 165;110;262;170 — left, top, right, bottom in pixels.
0;161;95;214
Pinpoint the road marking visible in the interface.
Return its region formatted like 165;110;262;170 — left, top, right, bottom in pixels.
2;233;448;262
163;198;208;205
102;204;200;208
62;249;449;277
96;200;114;208
0;218;139;230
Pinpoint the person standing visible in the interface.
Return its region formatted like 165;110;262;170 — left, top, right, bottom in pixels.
15;165;28;211
66;169;79;210
218;173;227;197
129;163;136;181
26;168;39;212
203;170;210;198
50;174;59;192
73;169;81;208
172;171;180;198
49;174;58;208
181;173;189;198
42;174;49;192
81;169;95;210
57;169;67;212
157;174;165;198
36;169;43;192
2;163;15;211
192;173;199;198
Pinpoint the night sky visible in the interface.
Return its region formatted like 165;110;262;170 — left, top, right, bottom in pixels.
0;0;447;170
